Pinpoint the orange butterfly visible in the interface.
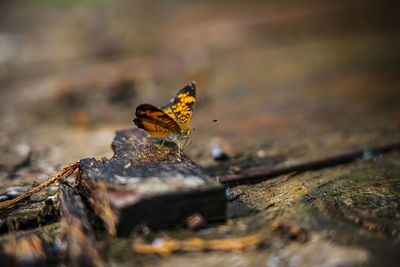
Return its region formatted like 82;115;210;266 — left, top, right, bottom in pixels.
133;82;196;158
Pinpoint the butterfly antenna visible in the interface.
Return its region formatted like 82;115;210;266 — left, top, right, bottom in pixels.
193;119;218;132
177;140;181;160
202;119;218;126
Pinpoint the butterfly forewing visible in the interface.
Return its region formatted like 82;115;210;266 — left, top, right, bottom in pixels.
162;82;196;129
160;105;177;121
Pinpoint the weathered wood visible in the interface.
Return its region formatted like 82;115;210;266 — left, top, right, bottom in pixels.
0;162;79;210
219;137;400;184
0;233;47;267
0;192;59;235
78;128;226;236
59;182;105;267
0;229;60;267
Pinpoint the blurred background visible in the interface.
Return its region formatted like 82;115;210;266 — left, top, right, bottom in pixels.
0;0;399;169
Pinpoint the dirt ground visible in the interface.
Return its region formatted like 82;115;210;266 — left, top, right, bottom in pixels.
0;0;399;266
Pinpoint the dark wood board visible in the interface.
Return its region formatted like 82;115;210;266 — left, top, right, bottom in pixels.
59;182;105;267
78;128;226;236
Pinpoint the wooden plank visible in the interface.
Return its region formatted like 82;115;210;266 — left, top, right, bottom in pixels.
219;136;400;184
78;128;226;236
0;228;60;267
59;182;105;267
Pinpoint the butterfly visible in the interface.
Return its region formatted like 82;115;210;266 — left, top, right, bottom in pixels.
133;82;196;159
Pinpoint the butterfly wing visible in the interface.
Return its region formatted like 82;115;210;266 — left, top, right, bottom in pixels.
160;105;177;121
161;82;196;130
133;104;181;137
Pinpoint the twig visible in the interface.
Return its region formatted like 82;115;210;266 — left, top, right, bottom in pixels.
132;233;263;256
330;201;400;238
0;161;80;210
263;171;297;189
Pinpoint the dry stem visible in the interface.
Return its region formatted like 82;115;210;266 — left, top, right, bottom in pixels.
0;161;80;210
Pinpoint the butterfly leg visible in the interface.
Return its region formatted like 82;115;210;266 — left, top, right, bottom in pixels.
182;137;189;151
178;140;181;160
157;137;167;150
184;139;192;150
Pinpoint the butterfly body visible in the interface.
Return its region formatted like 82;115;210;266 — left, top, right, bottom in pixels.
133;82;196;154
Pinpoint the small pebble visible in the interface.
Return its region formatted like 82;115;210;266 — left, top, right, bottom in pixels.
55;238;68;252
229;165;241;174
46;195;58;202
238;223;247;231
186;213;207;230
48;186;59;194
211;147;229;161
14;143;30;158
257;150;266;158
140;225;151;236
6;186;25;198
275;218;307;242
226;188;244;201
7;190;19;197
226;188;234;198
6;186;26;191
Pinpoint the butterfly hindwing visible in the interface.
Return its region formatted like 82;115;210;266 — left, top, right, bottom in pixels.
134;104;180;137
133;118;174;137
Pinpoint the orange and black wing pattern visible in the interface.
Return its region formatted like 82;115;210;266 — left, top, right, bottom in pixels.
133;104;181;137
161;82;196;130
